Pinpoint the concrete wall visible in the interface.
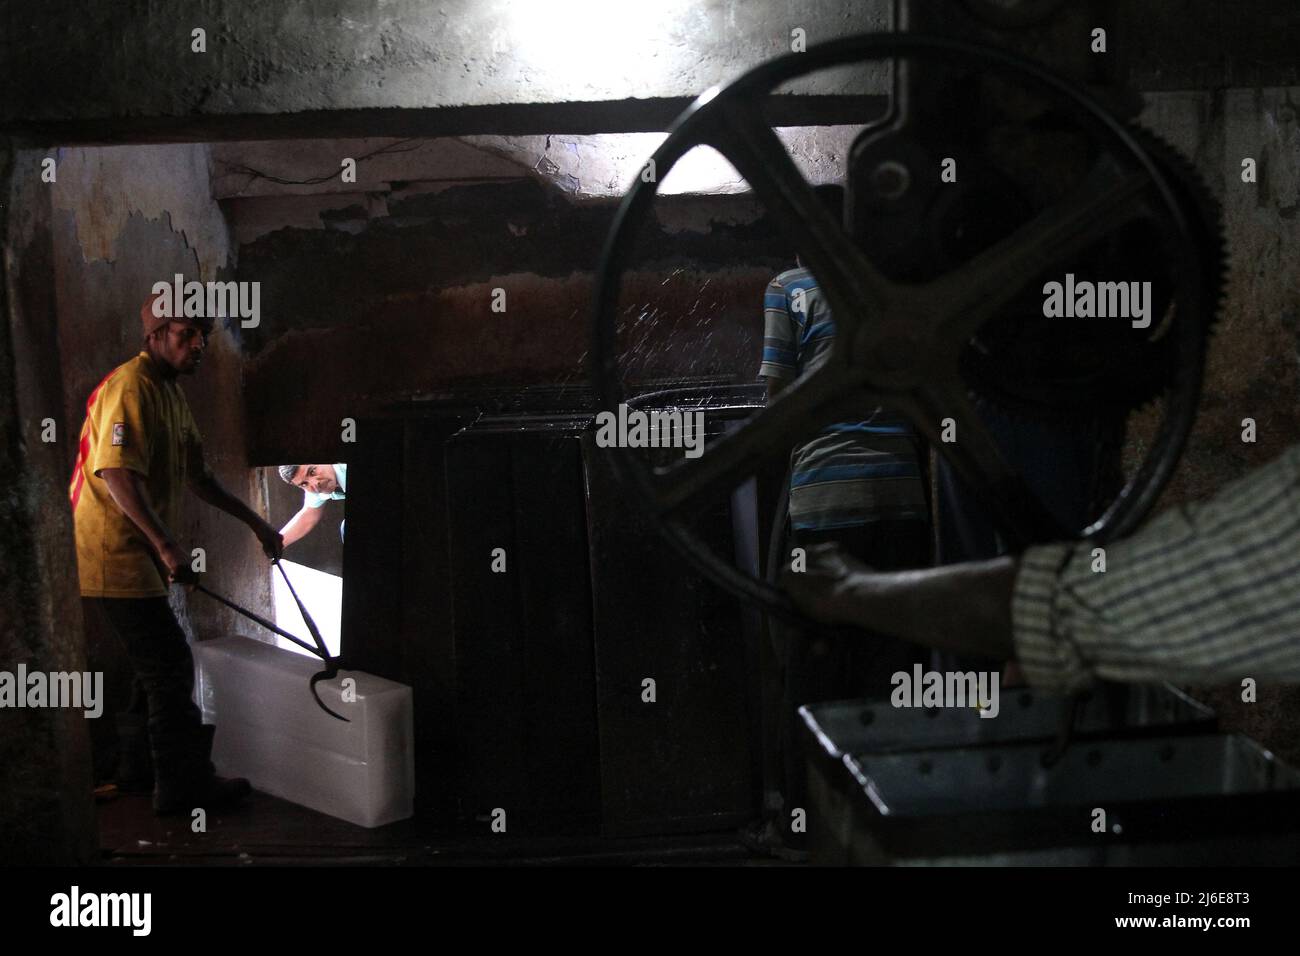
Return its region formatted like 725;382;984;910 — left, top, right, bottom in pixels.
1138;89;1300;761
0;147;97;863
5;1;1299;144
0;0;890;142
1139;89;1300;503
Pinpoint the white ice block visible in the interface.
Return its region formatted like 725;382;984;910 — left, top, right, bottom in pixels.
195;636;413;828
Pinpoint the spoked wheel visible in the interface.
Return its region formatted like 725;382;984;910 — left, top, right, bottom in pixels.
591;33;1219;623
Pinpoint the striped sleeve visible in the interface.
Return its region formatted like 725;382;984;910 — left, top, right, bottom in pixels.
1012;444;1300;690
758;278;797;379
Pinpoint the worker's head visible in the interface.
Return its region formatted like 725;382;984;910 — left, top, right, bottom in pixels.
141;291;211;375
279;464;340;496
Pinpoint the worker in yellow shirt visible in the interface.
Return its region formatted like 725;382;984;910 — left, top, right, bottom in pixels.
71;292;283;815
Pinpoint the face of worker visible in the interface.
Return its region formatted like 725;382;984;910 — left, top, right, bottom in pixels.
292;464;339;496
151;322;208;375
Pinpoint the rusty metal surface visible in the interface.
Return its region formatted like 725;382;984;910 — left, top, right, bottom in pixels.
445;419;603;832
582;416;761;836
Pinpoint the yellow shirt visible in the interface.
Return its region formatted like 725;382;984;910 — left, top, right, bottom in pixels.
69;352;211;597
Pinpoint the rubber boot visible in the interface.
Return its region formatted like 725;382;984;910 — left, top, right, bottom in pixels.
152;724;251;816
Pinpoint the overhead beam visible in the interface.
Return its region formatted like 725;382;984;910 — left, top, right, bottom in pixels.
5;95;891;147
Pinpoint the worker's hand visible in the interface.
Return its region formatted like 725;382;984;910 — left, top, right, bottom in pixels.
252;519;284;560
159;540;200;588
779;542;873;626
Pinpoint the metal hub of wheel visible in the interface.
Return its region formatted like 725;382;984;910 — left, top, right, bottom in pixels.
591;33;1224;620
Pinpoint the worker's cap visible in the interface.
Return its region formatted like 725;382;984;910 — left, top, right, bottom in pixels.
141;291;215;339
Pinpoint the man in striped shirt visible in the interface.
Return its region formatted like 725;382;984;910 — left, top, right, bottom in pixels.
755;190;933;854
759;264;931;545
781;443;1300;687
759;187;931;568
760;263;932;689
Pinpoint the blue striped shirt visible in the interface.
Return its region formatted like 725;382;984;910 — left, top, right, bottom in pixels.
758;267;928;531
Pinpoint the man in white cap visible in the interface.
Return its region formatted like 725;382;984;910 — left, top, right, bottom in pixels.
277;463;347;545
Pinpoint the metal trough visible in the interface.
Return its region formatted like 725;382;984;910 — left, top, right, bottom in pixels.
808;732;1300;865
801;683;1215;760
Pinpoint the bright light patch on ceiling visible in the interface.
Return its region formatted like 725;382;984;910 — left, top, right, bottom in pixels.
508;0;696;99
467;127;857;197
658;143;747;194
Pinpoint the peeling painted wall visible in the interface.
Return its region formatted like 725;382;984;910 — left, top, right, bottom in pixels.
51;145;231;279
